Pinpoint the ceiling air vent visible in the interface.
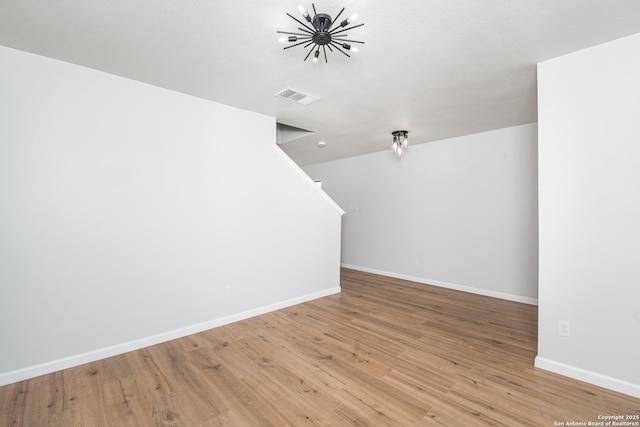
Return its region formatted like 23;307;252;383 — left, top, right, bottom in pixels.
275;87;319;106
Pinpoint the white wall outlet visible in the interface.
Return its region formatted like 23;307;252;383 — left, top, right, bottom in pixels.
414;257;420;265
225;285;231;297
558;320;571;337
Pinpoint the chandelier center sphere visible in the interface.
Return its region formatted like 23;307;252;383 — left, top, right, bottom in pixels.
312;32;331;45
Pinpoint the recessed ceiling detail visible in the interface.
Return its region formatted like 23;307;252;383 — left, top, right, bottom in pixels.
276;123;314;145
275;87;319;106
277;3;364;63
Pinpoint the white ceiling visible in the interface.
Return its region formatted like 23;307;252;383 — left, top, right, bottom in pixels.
2;1;639;165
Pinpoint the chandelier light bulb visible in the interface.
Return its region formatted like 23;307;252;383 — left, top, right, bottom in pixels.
298;5;311;22
340;13;360;27
352;46;359;53
278;36;287;43
313;49;320;63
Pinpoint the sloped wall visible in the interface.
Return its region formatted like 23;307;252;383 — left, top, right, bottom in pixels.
0;45;343;385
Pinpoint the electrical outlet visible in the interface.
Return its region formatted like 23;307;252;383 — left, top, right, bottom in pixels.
558;320;571;337
414;257;420;266
225;286;231;297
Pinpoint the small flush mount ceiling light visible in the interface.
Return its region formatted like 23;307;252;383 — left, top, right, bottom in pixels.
277;3;364;63
391;131;409;158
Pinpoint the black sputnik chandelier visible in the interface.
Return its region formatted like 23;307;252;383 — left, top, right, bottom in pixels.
277;4;364;63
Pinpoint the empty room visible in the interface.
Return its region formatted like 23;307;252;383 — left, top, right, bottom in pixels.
1;1;639;425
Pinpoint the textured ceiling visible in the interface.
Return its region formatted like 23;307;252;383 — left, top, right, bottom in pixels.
1;1;640;165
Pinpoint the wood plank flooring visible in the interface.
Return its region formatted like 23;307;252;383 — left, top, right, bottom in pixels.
1;268;638;426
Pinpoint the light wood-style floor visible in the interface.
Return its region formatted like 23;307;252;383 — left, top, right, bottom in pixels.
2;268;639;426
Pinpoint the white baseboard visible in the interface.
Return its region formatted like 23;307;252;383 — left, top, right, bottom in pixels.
0;286;341;387
341;263;538;306
535;356;640;399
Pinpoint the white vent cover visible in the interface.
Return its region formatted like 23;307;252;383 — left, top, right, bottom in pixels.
275;87;319;106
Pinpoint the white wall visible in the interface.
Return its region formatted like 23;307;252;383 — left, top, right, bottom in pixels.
536;33;640;398
304;124;538;304
0;46;343;385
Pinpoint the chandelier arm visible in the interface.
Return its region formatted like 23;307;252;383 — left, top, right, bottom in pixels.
311;4;319;29
303;43;317;61
322;45;328;63
329;22;364;36
331;38;365;44
286;13;316;33
283;39;313;50
277;31;311;36
326;43;333;52
303;39;315;48
329;42;351;57
297;26;315;35
327;8;345;31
